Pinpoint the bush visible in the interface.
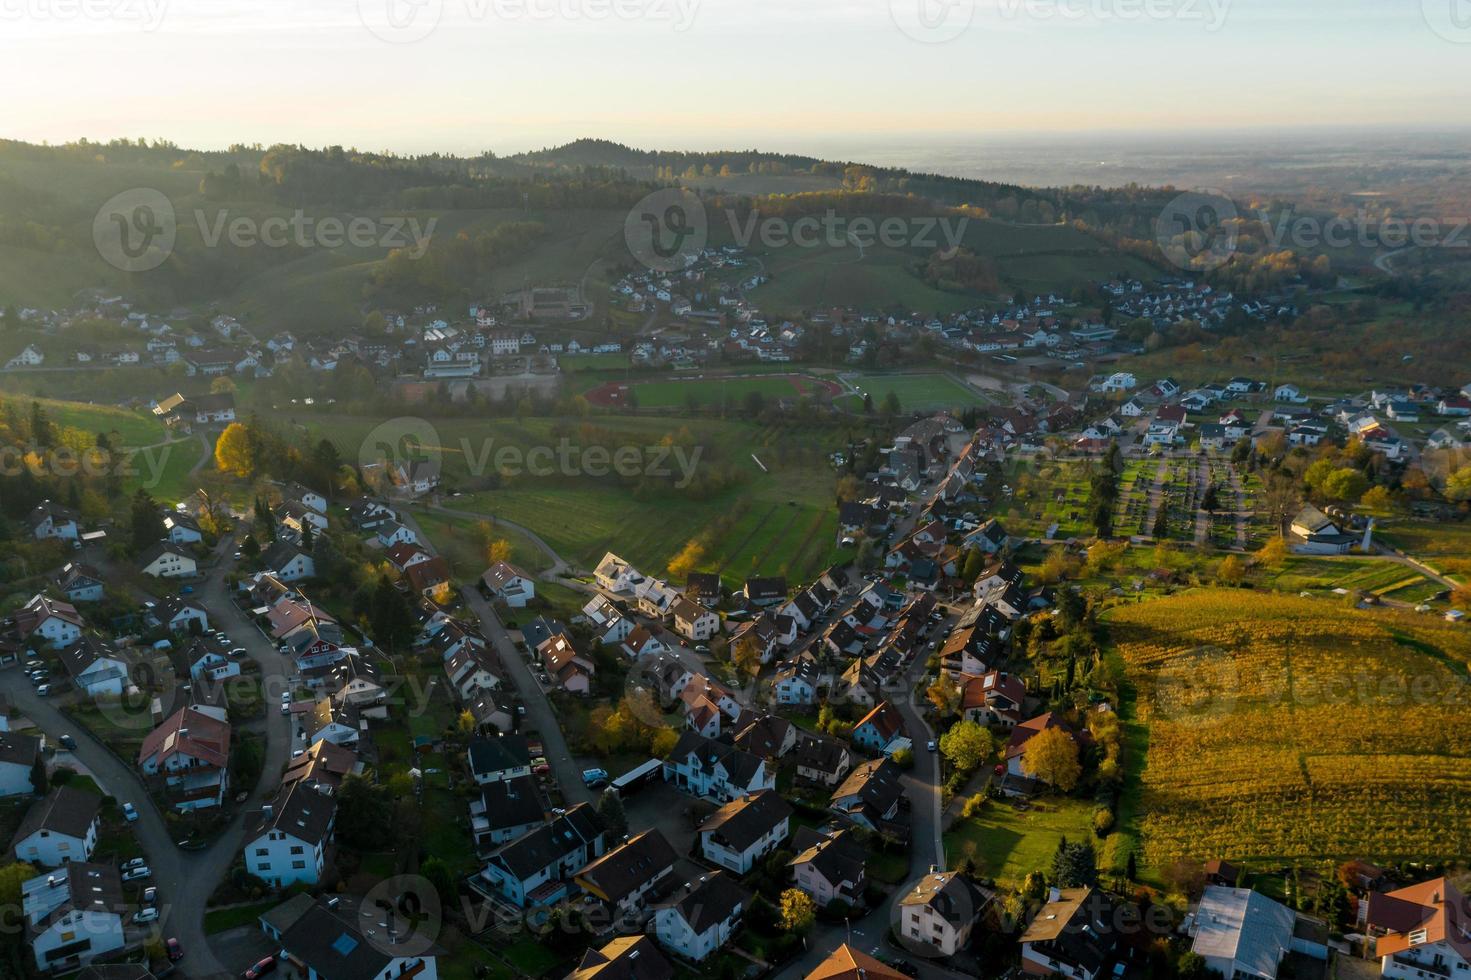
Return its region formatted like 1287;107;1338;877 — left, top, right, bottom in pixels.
1092;805;1115;836
962;793;987;818
891;748;914;769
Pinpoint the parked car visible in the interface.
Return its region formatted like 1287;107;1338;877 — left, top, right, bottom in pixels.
179;586;194;595
122;802;139;822
142;886;157;905
122;866;152;882
230;648;247;658
35;685;50;697
132;907;159;924
581;768;609;788
166;938;184;961
58;734;77;750
243;955;277;979
122;857;148;871
926;740;937;752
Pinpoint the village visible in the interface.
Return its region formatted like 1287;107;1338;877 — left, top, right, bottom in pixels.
0;325;1468;980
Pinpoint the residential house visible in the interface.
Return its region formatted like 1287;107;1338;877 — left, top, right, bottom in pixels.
29;502;79;542
445;645;503;700
567;936;673;980
574;829;679;923
540;633;595;695
55;563;105;603
482;562;537;608
594;552;644;594
899;871;984;957
57;638;129;697
468;734;532;785
1005;713;1084;783
804;944;908;980
960;671;1026;727
829;758;903;832
851;701;906;755
261;541;316;582
476;803;607;908
1289;505;1358;555
22;863;125;972
138;704;231;810
10;786;101;867
269;896;439;980
152;595;210;635
171;637;239;683
471;773;546;850
620;625;672;661
303;698;361;748
773;656;820;705
671;597;719;643
795;735;851;788
583;595;635;646
743;576;787;606
244;782;337;887
280;739;360;796
0;732;42;795
698;790;792;875
685;572;722;607
138;541;197;578
1019;887;1119;980
1367;877;1471;980
11;595;85;648
663;732;774;804
731;714;797;761
405;556;453;598
163;511;204;545
654;872;749;963
789;827;866;909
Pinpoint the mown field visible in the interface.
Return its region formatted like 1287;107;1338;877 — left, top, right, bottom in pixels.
1107;590;1471;874
944;796;1096;888
840;372;987;414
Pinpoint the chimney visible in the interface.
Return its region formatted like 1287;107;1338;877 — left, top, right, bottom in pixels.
1049;887;1061;903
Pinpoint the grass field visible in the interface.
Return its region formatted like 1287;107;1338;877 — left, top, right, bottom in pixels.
1261;556;1439;597
944;796;1097;887
617;375;822;410
1106;589;1471;873
404;506;554;580
842;373;987;413
1378;521;1471;581
125;435;206;505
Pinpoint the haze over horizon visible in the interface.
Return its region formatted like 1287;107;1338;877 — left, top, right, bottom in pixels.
4;0;1470;162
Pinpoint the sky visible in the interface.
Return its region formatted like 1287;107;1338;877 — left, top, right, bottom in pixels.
2;0;1470;157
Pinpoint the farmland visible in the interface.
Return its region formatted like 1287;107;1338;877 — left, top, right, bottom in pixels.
1106;590;1471;875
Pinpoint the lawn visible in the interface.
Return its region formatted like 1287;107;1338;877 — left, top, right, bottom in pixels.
1260;556;1438;596
204;901;278;935
944;796;1098;887
1377;521;1471;580
15;395;166;448
1105;589;1471;874
406;506;554;579
125;435;206;505
623;375;818;410
844;373;987;413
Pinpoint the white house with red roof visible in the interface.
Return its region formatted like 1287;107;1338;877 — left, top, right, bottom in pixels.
1368;878;1471;980
138;704;231;810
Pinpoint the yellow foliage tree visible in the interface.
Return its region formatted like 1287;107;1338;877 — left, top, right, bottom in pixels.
731;632;764;678
667;539;705;580
1255;536;1289;568
214;422;254;478
1022;726;1081;791
779;888;817;933
486;539;513;565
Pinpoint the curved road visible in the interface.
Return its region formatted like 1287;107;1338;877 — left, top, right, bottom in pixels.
4;531;292;979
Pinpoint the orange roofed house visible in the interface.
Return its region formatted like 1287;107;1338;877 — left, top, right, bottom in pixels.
1367;878;1471;980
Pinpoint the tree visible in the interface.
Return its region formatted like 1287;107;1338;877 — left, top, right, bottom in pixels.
335;774;395;850
421;857;456;908
128;488;164;554
240;533;260;559
779;888;817;934
1256;536;1289;568
597;788;628;837
214;422;255;478
650;726;679;758
667;539;705;580
926;677;961;717
1051;837;1099;888
29;756;47;795
883;391;901;416
1445;465;1471;502
1323;467;1369;503
939;720;993;774
1216;554;1245;585
486;539;512;565
1022;726;1081;791
730;632;764;678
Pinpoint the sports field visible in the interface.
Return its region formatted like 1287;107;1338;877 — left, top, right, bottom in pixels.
842;373;987;413
583;374;842;410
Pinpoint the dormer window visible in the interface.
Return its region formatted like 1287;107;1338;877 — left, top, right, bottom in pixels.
1410;929;1429;946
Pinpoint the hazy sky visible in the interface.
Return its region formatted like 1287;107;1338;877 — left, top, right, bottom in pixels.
3;0;1469;156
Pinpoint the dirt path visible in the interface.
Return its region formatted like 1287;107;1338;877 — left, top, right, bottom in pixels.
1143;458;1170;537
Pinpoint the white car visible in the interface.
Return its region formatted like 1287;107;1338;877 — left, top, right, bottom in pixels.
280;694;292;715
132;907;160;924
122;866;152;882
122;802;139;822
122;857;147;871
36;685;50;697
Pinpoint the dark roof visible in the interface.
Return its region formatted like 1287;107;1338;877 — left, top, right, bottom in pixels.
11;785;101;846
0;730;41;768
479;774;546;832
667;731;765;789
795;734;849;775
657;871;748;933
685;572;721;599
744;576;787;600
488;802;605;881
698;790;792;853
468;734;530;775
278;901;394;980
253;781;336;846
1019;887;1119;976
788;827;865;886
576;829;677;905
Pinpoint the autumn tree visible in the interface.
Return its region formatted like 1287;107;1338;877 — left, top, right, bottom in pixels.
939;719;993;774
1022;726;1081;791
779;888;817;933
1216;554;1245;585
486;539;513;565
215;422;255;478
926;677;961;718
667;539;705;580
731;632;765;678
1255;536;1289;568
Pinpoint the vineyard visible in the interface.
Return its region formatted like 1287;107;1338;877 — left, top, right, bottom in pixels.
1107;590;1471;871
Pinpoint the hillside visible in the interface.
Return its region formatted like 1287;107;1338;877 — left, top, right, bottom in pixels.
1107;590;1471;871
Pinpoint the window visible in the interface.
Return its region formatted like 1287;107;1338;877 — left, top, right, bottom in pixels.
292;860;306;869
1411;930;1429;946
290;846;304;855
256;848;269;856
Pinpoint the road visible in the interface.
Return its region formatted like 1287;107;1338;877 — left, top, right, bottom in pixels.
396;509;592;809
4;527;296;978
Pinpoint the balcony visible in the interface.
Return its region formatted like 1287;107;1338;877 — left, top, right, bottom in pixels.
1393;955;1452;978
